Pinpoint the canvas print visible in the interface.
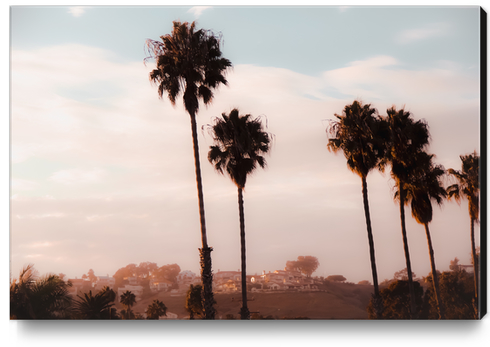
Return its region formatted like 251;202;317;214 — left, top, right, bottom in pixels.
10;6;485;320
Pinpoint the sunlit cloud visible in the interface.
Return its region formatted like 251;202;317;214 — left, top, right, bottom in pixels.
188;6;212;18
25;254;43;258
396;22;450;44
68;6;88;18
15;213;65;219
21;242;55;248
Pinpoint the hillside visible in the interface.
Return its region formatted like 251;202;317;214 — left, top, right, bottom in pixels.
126;281;374;320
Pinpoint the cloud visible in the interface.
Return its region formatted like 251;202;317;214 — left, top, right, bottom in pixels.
188;6;212;18
396;22;450;44
49;168;108;185
12;178;39;191
10;44;480;283
68;6;88;18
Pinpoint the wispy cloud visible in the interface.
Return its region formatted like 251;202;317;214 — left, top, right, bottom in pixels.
49;168;108;185
188;6;212;19
12;178;38;191
68;6;88;18
396;22;450;44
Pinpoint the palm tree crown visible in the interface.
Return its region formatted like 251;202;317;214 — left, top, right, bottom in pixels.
385;106;430;183
146;21;232;116
447;151;480;221
208;108;271;189
399;151;447;224
327;100;388;178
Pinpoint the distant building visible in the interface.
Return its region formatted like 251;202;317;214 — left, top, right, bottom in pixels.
67;278;92;297
150;278;173;292
93;275;116;291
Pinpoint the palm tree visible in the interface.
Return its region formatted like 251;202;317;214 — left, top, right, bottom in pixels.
146;299;167;320
10;264;73;319
73;288;117;319
399;151;446;319
327;100;388;319
208;108;271;319
384;106;430;319
120;290;136;320
447;151;480;312
145;21;232;320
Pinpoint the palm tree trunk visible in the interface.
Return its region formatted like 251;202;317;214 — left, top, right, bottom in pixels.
189;112;215;320
470;216;479;316
424;223;445;319
361;175;383;319
398;184;417;319
238;187;250;320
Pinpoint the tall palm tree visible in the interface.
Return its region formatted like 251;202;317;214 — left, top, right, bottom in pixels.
208;109;271;319
399;151;446;319
120;290;136;320
145;21;232;319
384;106;430;319
10;264;73;319
327;100;388;319
447;151;480;312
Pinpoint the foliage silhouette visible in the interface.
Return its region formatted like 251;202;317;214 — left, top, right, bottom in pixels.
120;290;136;320
423;270;477;319
367;280;424;319
10;264;73;320
186;284;204;319
146;299;167;320
73;287;118;320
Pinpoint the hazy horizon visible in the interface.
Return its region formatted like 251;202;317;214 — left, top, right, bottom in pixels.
10;6;481;284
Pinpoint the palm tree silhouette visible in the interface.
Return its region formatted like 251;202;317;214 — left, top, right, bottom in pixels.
208;109;271;319
327;100;388;319
120;290;136;320
145;21;232;319
384;106;430;319
399;151;446;319
73;287;117;319
146;299;167;320
447;150;480;313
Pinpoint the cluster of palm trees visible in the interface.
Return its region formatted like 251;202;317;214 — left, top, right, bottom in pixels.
146;21;270;320
327;100;480;319
144;20;480;320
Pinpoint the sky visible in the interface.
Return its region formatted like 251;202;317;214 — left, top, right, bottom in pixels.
9;5;482;286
